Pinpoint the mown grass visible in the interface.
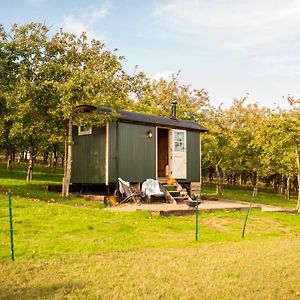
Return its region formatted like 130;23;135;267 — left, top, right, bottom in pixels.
2;195;300;260
1;196;300;299
0;162;102;207
1;162;300;299
202;183;298;208
1;162;296;208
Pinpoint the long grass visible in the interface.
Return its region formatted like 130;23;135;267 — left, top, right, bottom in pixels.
2;238;300;299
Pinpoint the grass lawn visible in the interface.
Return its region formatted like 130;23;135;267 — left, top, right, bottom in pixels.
1;162;300;299
202;183;298;209
0;162;102;207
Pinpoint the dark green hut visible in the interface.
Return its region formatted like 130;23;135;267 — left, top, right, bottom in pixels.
71;104;207;190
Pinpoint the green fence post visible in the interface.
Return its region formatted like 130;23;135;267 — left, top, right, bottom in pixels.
195;196;199;241
242;198;253;239
8;190;14;261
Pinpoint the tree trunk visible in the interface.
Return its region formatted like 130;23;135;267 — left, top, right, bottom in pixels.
285;175;291;201
24;150;28;162
209;168;213;184
296;148;300;212
62;116;73;197
233;173;237;186
51;145;58;173
12;150;16;161
279;174;285;194
226;173;231;186
26;158;33;181
6;158;12;172
43;151;48;165
62;139;67;197
252;171;258;197
215;158;222;196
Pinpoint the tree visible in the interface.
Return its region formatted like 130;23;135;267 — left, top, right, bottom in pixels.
255;102;300;206
132;71;210;122
202;98;269;197
0;24;20;169
45;29;132;196
225;99;268;196
202;105;231;195
0;23;132;192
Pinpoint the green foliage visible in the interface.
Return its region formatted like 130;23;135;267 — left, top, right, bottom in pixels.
131;70;210;122
0;23;133;181
202;99;268;179
255;109;300;176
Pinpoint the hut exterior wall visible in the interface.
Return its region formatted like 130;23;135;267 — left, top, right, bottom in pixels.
72;122;200;185
184;131;200;182
108;122;117;182
71;126;106;184
116;122;156;182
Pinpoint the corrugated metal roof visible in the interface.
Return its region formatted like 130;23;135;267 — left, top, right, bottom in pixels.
73;105;208;132
99;107;208;132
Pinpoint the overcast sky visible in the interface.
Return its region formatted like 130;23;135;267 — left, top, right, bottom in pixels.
1;0;300;108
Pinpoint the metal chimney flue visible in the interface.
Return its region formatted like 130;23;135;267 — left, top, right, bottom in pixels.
171;101;177;120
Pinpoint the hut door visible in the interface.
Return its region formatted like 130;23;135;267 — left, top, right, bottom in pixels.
157;128;169;178
170;129;187;179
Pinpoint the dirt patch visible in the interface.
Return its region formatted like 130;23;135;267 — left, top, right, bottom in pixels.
202;217;230;232
0;186;7;193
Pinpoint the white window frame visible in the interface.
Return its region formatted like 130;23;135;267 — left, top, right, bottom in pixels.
78;126;92;136
173;130;186;153
169;129;187;179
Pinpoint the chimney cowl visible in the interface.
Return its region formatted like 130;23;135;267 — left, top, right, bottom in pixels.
171;101;177;120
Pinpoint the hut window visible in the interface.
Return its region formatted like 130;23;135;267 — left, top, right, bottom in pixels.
78;126;92;136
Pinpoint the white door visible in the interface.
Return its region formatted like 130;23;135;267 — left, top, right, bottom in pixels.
169;129;187;179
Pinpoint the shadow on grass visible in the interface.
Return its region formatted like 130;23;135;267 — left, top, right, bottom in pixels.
0;281;84;299
0;162;62;183
1;184;61;202
0;184;105;208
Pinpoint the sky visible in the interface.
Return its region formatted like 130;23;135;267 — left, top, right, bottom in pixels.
1;0;300;108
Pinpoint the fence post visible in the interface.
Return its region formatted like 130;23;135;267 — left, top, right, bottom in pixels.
8;190;14;261
242;198;253;239
195;195;199;241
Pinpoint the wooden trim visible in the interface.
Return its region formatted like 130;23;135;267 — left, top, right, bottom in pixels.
170;129;187;179
105;123;109;185
78;126;92;136
169;129;173;178
155;127;158;179
199;133;202;194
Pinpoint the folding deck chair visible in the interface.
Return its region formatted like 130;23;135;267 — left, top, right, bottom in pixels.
117;178;145;204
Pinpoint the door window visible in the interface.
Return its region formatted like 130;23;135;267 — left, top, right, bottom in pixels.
174;131;185;152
